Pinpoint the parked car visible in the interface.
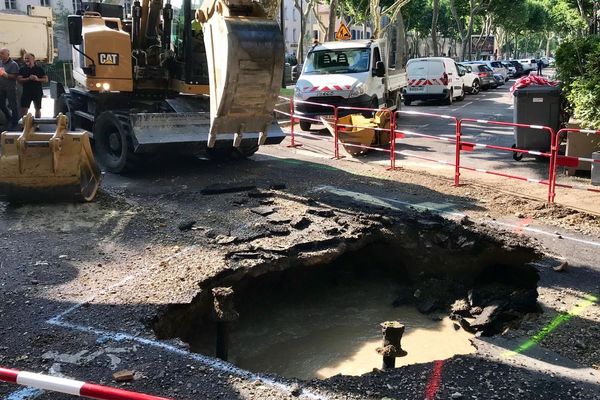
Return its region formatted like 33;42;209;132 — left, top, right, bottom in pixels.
540;57;550;67
404;57;465;105
507;60;525;77
501;61;516;78
457;63;482;94
486;61;509;81
464;62;495;90
518;58;537;73
492;73;505;87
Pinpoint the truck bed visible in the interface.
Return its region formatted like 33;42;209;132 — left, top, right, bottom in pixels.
387;69;407;92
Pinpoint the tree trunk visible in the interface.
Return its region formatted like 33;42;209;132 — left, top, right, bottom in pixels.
295;0;313;62
431;0;439;56
327;0;336;41
395;13;407;67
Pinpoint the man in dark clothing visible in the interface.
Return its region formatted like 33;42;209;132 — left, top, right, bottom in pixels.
17;53;47;118
0;48;20;129
537;58;544;76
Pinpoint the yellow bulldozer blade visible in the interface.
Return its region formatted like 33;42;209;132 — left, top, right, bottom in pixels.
0;114;101;203
199;0;284;147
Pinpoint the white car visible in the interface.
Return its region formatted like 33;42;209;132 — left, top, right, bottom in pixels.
404;57;465;105
518;58;537;73
485;61;509;82
457;63;482;94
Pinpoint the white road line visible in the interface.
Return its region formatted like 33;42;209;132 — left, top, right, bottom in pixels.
314;185;600;249
41;273;326;399
4;387;43;400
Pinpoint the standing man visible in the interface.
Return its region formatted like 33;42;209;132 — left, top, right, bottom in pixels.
17;53;47;119
0;48;20;129
537;58;544;76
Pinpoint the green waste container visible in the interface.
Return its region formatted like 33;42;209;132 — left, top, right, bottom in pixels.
512;85;561;161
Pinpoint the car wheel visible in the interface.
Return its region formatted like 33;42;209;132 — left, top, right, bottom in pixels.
445;90;453;105
511;144;523;161
299;120;311;131
471;80;480;95
456;86;465;101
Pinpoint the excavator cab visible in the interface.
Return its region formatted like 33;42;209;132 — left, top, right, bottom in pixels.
170;0;209;86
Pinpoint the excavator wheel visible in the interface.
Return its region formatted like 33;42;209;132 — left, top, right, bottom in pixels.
206;142;259;161
206;146;234;161
93;112;139;173
234;142;259;158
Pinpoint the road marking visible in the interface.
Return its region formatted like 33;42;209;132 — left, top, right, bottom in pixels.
425;360;445;400
313;185;600;248
502;294;598;358
4;387;43;400
41;273;327;399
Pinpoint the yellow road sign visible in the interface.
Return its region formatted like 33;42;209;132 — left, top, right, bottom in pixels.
335;22;351;40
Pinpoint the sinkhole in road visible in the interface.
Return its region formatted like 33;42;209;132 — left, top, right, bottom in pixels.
154;226;541;380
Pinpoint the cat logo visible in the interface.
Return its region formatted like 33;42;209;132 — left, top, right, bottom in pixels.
98;53;119;65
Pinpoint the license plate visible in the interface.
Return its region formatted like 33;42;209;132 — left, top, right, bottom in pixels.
409;86;424;91
318;92;334;96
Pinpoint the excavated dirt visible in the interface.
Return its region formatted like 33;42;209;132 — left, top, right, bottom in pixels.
1;152;599;400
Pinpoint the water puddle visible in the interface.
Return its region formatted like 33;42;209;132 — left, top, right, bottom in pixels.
189;277;474;380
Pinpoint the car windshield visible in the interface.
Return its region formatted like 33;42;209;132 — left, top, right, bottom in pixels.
303;48;371;74
478;65;492;72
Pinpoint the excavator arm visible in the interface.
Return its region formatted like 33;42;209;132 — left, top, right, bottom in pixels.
198;0;284;147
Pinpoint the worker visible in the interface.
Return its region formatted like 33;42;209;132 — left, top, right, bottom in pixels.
17;53;47;119
0;48;20;129
192;9;203;38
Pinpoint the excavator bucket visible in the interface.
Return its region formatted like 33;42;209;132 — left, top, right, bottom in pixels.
0;114;101;203
200;0;284;147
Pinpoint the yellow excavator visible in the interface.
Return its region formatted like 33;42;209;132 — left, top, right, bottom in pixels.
51;0;284;173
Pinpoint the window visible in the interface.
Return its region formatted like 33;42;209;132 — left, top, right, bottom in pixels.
5;0;16;9
285;28;288;41
303;48;371;75
123;0;131;16
292;28;296;40
40;0;51;6
313;30;319;40
72;0;81;11
292;9;296;21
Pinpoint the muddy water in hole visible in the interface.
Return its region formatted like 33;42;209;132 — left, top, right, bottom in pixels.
227;279;475;380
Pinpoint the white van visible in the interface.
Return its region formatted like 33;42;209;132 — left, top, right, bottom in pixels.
403;57;465;106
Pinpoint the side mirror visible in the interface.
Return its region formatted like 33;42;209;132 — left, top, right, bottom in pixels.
374;61;385;77
68;15;83;45
458;69;465;77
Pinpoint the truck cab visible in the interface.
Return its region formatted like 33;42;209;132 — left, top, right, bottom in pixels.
294;39;406;131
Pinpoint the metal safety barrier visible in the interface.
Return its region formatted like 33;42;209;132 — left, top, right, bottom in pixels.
549;128;600;201
277;97;600;205
392;110;459;179
457;118;557;203
0;366;172;400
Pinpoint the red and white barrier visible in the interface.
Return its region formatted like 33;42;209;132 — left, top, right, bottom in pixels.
457;118;557;202
0;367;172;400
393;110;459;178
276;97;600;205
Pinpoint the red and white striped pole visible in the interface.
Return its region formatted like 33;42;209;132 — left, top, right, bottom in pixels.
0;367;173;400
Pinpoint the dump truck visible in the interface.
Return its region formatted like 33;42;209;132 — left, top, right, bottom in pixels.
0;5;55;64
51;0;284;173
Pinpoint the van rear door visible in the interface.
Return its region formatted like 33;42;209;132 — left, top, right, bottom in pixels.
407;59;446;96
